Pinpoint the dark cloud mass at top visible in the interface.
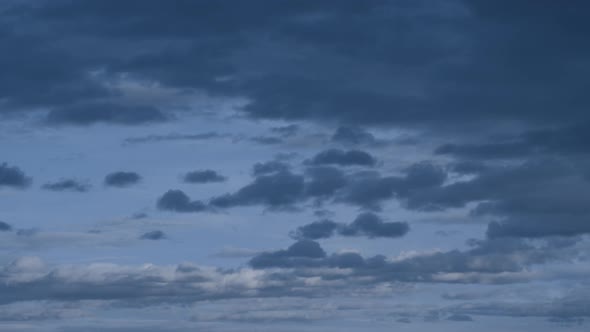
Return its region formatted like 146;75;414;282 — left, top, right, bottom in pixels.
0;0;586;131
1;1;590;330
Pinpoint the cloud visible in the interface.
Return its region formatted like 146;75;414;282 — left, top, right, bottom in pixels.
104;171;142;187
308;149;376;167
291;212;409;240
41;179;91;192
157;190;208;213
183;170;226;184
140;230;166;240
0;221;13;232
0;163;31;189
210;171;305;209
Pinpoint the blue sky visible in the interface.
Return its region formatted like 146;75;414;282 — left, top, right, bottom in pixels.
1;1;590;331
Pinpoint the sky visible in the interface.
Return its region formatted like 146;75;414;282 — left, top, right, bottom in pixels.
1;1;589;331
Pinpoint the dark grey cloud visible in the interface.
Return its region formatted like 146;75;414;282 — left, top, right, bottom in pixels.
210;171;304;209
41;179;90;192
308;149;376;167
157;190;207;213
183;170;226;184
0;221;12;232
0;163;31;189
291;212;409;240
252;161;290;176
104;171;142;187
331;126;376;145
140;230;166;240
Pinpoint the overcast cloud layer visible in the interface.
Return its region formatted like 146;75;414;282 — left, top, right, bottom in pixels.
1;1;589;331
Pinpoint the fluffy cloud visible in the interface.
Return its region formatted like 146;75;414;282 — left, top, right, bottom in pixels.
140;230;166;240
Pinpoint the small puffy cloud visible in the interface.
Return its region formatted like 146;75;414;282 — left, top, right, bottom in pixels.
104;171;142;187
157;190;208;213
42;179;90;192
140;230;166;240
0;163;31;189
308;149;376;167
183;170;226;184
338;212;409;238
0;221;13;232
